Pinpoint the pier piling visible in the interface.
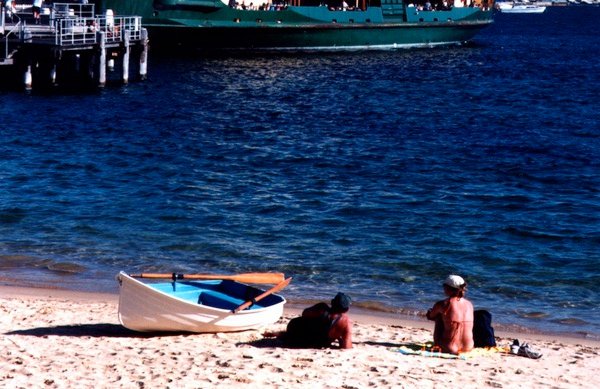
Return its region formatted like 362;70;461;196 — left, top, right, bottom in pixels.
24;65;32;90
97;31;106;87
139;29;148;80
50;64;57;85
122;30;130;84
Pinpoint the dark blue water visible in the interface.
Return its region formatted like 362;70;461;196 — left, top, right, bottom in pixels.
1;7;599;339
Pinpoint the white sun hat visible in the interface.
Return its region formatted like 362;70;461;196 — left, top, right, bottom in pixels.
444;274;465;289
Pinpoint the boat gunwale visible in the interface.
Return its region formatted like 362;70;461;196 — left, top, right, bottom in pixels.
144;19;494;29
117;271;286;315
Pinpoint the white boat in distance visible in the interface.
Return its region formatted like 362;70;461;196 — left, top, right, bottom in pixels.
496;1;547;12
116;272;287;333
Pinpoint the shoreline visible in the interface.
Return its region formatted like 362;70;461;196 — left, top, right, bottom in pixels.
2;284;598;346
1;267;598;341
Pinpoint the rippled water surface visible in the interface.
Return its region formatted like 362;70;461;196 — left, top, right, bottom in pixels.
1;7;599;338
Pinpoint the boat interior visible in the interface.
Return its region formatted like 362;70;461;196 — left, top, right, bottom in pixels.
150;280;281;310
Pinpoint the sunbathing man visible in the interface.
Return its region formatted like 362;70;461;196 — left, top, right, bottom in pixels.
266;292;352;349
426;275;474;354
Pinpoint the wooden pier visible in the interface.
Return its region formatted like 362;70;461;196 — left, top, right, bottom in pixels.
1;3;148;90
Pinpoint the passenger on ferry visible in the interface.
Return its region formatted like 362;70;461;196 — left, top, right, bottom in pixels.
439;0;451;10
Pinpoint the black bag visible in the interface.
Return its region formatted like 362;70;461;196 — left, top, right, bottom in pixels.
473;309;496;348
283;316;330;348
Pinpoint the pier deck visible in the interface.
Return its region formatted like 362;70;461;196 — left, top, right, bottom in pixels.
1;3;148;89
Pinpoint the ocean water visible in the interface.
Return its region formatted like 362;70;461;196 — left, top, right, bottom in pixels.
1;7;599;339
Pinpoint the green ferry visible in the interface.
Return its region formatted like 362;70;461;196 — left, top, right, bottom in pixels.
99;0;494;50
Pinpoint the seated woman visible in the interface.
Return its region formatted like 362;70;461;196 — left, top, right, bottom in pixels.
426;275;474;354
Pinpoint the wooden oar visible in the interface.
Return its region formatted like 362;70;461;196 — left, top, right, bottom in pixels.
129;272;285;285
233;277;292;313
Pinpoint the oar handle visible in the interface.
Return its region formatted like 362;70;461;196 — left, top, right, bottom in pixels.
233;277;292;313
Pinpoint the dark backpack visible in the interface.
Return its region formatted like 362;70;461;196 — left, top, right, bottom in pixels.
283;316;331;348
473;309;496;348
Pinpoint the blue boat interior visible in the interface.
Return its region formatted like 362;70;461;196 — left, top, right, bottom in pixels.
150;280;281;311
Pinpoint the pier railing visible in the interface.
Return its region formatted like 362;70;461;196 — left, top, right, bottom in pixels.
54;16;143;46
52;3;96;19
1;2;143;48
96;16;143;43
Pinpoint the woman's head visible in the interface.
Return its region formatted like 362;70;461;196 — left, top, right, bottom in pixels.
443;274;467;298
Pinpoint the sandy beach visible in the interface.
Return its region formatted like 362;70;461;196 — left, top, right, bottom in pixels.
1;286;598;389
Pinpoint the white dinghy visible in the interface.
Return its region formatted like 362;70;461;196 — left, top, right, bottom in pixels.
116;271;290;333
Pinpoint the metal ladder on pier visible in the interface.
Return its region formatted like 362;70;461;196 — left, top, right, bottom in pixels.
1;9;21;65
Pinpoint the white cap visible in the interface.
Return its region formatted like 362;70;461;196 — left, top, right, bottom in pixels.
444;274;465;289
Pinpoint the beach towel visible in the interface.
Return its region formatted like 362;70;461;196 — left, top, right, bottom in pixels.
396;342;508;360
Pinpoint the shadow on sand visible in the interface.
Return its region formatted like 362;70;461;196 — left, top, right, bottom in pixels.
358;340;406;348
5;323;192;338
240;337;336;350
238;337;284;349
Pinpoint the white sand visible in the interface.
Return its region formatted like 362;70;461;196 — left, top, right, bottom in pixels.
1;286;598;388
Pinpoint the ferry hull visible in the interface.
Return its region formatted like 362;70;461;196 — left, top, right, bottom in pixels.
146;22;491;50
99;1;494;50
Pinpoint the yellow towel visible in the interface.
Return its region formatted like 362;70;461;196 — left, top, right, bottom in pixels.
397;343;509;359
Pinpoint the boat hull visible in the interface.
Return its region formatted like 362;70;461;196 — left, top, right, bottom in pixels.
496;3;546;13
146;22;492;50
116;272;286;333
499;8;545;13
